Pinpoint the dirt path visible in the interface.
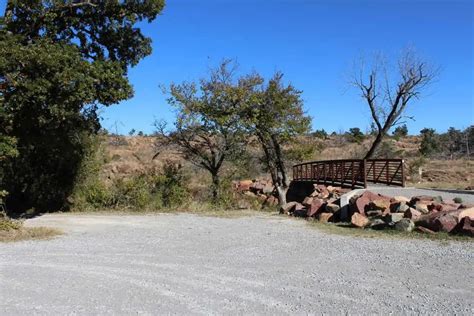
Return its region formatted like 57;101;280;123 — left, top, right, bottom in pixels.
1;213;473;315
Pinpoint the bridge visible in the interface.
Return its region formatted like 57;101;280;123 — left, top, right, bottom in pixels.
292;159;405;189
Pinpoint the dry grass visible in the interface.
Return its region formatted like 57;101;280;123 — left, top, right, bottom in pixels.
70;206;271;219
306;220;472;243
102;135;472;190
0;226;62;243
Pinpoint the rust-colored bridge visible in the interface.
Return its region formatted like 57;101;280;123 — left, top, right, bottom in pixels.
292;159;405;189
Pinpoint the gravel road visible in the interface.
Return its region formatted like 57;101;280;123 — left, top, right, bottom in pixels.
1;213;473;315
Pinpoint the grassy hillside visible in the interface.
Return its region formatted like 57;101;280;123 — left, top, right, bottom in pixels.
101;135;472;190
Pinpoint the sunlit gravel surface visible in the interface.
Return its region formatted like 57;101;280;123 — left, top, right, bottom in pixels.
1;213;473;315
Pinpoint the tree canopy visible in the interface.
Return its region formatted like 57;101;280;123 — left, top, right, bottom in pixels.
240;72;311;205
155;61;258;201
0;0;164;213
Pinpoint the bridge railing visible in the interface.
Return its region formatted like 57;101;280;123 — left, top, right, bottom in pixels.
292;159;405;188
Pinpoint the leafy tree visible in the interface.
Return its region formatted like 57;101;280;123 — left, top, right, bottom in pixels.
419;128;439;157
129;129;136;136
346;127;365;143
351;49;437;159
392;124;408;139
1;1;164;213
155;61;257;201
312;129;328;139
241;72;311;206
465;125;474;157
440;127;462;158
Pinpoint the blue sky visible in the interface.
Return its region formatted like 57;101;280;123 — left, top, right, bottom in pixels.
1;0;473;134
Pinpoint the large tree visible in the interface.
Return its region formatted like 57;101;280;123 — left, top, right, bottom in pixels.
155;61;258;201
351;49;437;159
241;73;311;206
0;0;164;212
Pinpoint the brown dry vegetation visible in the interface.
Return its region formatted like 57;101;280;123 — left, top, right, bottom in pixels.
102;135;472;190
0;218;62;242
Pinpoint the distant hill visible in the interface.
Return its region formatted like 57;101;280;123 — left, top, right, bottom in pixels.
100;135;473;190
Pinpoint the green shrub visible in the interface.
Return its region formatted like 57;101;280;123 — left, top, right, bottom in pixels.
155;163;190;208
82;180;114;208
312;129;328;139
392;124;408;140
453;197;463;204
419;128;440;157
112;175;154;209
346;127;365;143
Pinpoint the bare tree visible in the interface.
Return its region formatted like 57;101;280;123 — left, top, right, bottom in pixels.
352;49;437;159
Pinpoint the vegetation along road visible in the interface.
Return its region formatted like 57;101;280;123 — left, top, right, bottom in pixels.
1;213;472;315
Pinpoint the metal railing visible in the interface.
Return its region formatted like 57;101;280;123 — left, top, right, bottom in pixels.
292;159;405;188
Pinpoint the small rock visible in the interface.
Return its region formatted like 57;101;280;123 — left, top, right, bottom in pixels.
394;218;415;232
415;226;436;234
371;199;390;211
302;197;313;207
384;213;404;224
410;195;434;204
429;202;459;213
370;219;387;230
355;196;371;215
458;207;474;221
417;210;461;232
391;201;410;213
326;185;336;193
238;180;253;192
307;198;325;217
325;203;340;213
293;204;307;217
353;191;391;215
404;208;422;222
309;190;320;197
452;216;474;236
414;202;430;214
391;196;410;203
434;213;459;233
351;213;370;228
318;213;333;223
280;201;298;214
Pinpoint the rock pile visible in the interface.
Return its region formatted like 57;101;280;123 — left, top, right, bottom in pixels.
277;183;474;237
233;179;279;208
279;184;350;222
348;192;474;236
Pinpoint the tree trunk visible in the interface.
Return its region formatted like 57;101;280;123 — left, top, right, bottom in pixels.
276;185;287;206
364;131;385;159
271;134;288;186
211;172;220;202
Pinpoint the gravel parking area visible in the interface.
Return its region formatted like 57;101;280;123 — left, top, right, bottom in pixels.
1;213;473;315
